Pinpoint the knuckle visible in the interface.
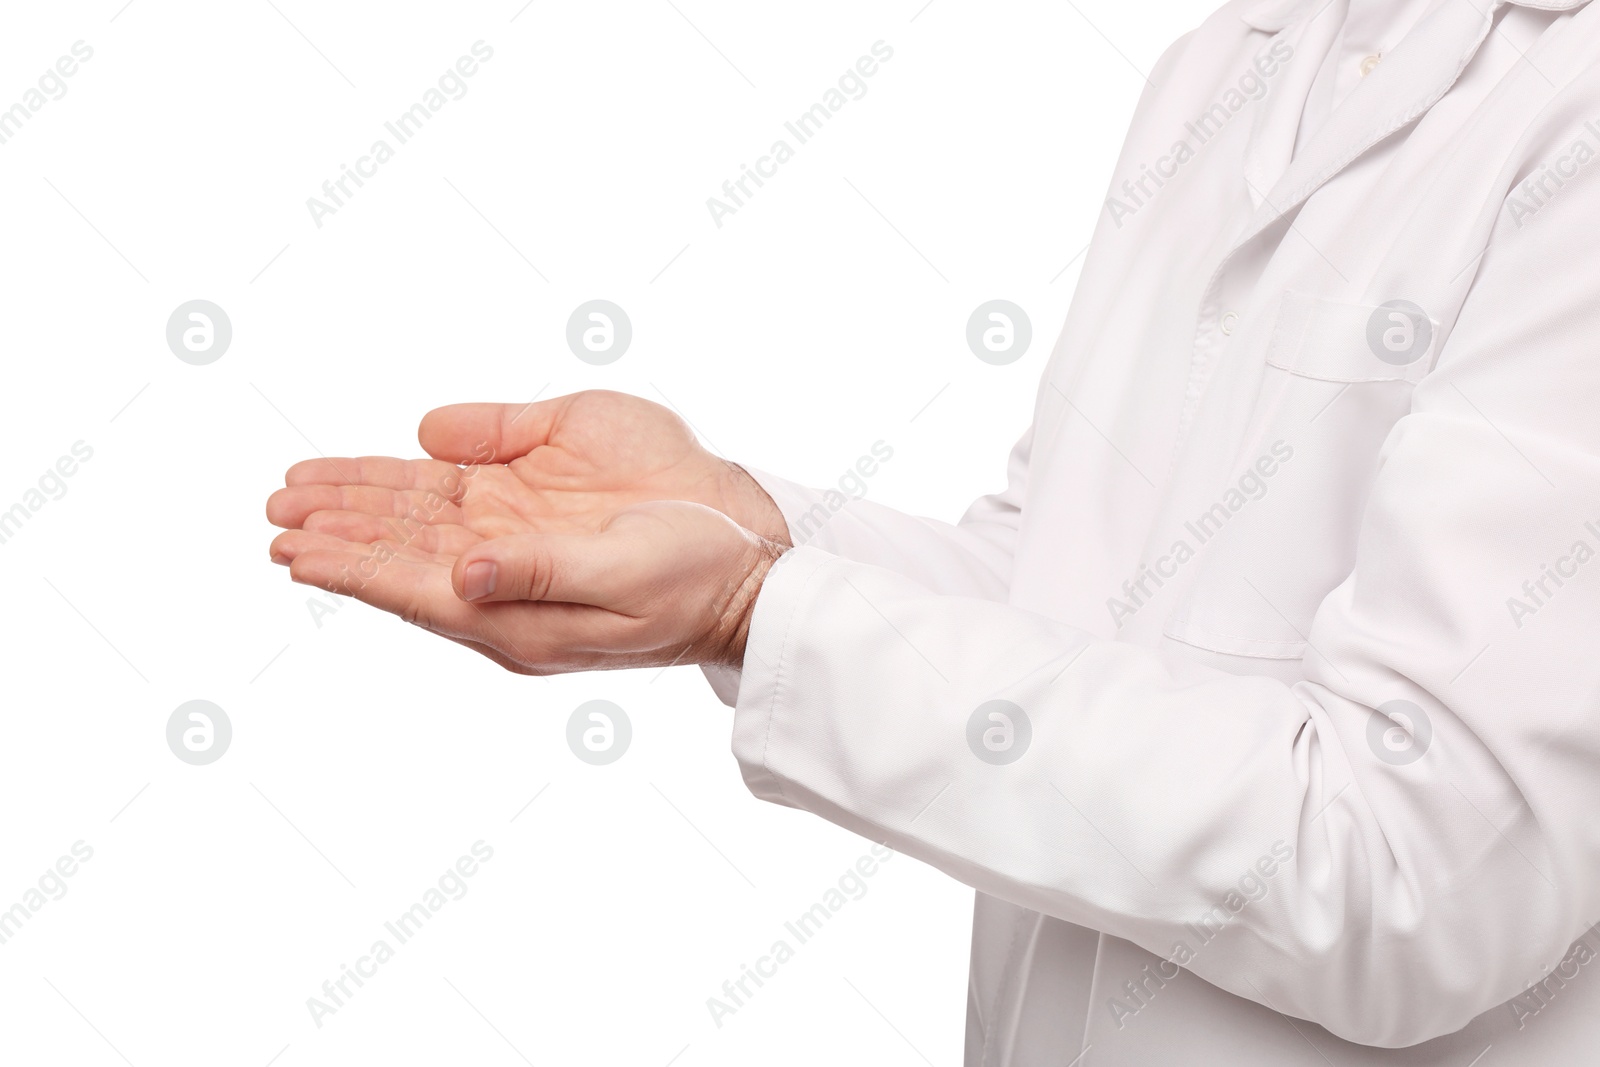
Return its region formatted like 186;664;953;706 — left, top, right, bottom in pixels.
399;596;428;628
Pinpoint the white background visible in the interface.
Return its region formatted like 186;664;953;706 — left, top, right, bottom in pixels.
0;1;1210;1063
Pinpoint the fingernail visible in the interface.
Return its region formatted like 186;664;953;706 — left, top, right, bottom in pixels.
463;560;497;601
270;552;291;566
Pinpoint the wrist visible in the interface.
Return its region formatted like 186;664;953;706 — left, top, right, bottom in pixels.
712;533;787;670
717;460;792;547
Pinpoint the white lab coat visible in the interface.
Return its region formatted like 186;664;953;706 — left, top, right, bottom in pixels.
705;0;1600;1061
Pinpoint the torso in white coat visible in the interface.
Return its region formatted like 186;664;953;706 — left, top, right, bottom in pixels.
717;0;1600;1062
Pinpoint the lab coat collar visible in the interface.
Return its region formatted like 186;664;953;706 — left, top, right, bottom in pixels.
1240;0;1314;32
1231;0;1588;257
1241;0;1589;32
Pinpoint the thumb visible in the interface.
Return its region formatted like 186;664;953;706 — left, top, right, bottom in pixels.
418;399;564;464
452;531;639;608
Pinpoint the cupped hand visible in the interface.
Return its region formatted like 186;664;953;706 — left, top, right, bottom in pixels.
265;391;790;673
265;390;788;555
270;499;784;674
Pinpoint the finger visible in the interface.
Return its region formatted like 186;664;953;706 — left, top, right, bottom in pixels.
465;598;634;666
271;528;356;565
418;396;577;464
271;529;443;566
289;547;481;635
302;510;483;556
289;545;631;661
451;530;645;607
285;456;468;497
266;484;464;529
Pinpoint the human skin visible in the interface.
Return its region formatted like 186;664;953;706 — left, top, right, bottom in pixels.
265;390;790;673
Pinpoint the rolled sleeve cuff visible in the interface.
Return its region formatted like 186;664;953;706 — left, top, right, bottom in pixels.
719;545;835;806
695;470;831;708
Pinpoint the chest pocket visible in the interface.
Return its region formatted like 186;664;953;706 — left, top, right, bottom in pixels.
1161;292;1441;661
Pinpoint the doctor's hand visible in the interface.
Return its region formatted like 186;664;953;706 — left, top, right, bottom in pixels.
270;499;784;674
265;390;789;552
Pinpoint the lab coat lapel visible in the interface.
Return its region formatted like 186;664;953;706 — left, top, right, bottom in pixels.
1233;0;1504;252
1240;0;1342;210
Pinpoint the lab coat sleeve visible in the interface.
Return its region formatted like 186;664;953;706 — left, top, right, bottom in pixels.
740;432;1028;602
700;423;1032;704
726;125;1600;1050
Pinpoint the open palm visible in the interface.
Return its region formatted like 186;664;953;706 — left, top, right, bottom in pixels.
266;389;785;559
265;389;787;672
